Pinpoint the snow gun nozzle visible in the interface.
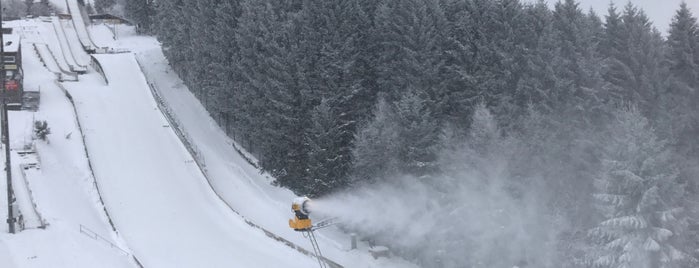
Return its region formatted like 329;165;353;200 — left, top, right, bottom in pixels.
292;196;312;216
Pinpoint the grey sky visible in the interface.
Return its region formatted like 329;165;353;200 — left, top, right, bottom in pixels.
524;0;699;35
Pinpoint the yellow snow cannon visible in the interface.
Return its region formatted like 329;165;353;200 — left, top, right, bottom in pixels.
289;197;312;231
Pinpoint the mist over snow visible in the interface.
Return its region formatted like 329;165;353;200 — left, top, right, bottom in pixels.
313;107;563;268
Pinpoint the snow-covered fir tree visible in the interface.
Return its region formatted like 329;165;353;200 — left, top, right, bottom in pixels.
589;107;694;268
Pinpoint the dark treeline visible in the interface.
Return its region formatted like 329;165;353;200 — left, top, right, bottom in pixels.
0;0;57;19
124;0;699;266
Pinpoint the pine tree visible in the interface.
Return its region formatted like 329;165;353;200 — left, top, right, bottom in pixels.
85;2;95;14
550;0;606;128
211;0;242;136
305;99;351;195
124;0;154;33
351;98;400;184
667;2;699;89
2;0;28;18
664;4;699;259
374;0;446;105
440;0;477;129
352;90;441;182
665;2;699;158
155;0;189;78
94;0;115;14
393;89;441;177
293;0;374;193
189;0;221;110
235;0;308;192
589;108;693;268
24;0;32;14
513;1;557;118
28;0;52;16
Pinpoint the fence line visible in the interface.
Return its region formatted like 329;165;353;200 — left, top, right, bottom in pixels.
79;224;130;256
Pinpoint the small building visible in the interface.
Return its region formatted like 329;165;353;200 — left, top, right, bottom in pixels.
2;30;23;108
89;14;131;25
57;13;72;20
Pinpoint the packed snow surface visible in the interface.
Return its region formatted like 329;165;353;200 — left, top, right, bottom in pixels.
62;53;318;267
1;15;418;267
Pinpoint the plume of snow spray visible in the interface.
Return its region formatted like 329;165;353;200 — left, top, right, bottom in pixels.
312;152;562;267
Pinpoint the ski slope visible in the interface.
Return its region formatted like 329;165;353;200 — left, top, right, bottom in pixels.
33;43;61;73
2;16;417;267
59;19;91;67
50;17;87;73
33;43;79;81
61;53;319;267
30;18;77;74
114;28;417;268
64;0;97;51
1;19;135;267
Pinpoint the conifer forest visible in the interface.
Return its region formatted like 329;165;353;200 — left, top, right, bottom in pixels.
112;0;699;266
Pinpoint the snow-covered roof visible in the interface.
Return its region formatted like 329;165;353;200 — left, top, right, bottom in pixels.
3;34;20;53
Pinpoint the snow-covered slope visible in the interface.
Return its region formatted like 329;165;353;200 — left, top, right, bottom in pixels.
59;19;91;66
110;27;417;268
33;43;61;73
2;16;417;267
64;0;97;51
61;53;318;267
0;19;135;267
1;18;322;268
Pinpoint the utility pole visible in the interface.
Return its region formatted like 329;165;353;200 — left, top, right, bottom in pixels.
0;5;16;234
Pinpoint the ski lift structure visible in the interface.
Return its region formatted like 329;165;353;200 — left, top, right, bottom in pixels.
288;197;337;268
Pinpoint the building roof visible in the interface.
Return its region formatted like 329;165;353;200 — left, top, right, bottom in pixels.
3;34;20;53
89;14;131;24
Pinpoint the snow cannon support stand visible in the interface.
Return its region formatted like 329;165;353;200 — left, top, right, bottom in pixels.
288;197;333;268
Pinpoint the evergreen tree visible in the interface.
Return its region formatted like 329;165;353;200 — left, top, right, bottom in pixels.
155;0;191;82
124;0;154;33
374;0;446;105
94;0;115;13
2;0;28;18
24;0;32;14
294;0;373;192
393;90;441;177
589;108;693;268
211;0;242;136
351;98;400;184
513;1;557;118
188;0;222;110
441;0;527;130
85;2;95;14
440;0;477;129
665;2;699;158
352;90;441;182
664;4;699;259
305;99;351;195
667;2;699;89
235;0;308;192
28;0;53;16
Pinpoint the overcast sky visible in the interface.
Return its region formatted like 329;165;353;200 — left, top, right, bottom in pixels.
524;0;699;35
